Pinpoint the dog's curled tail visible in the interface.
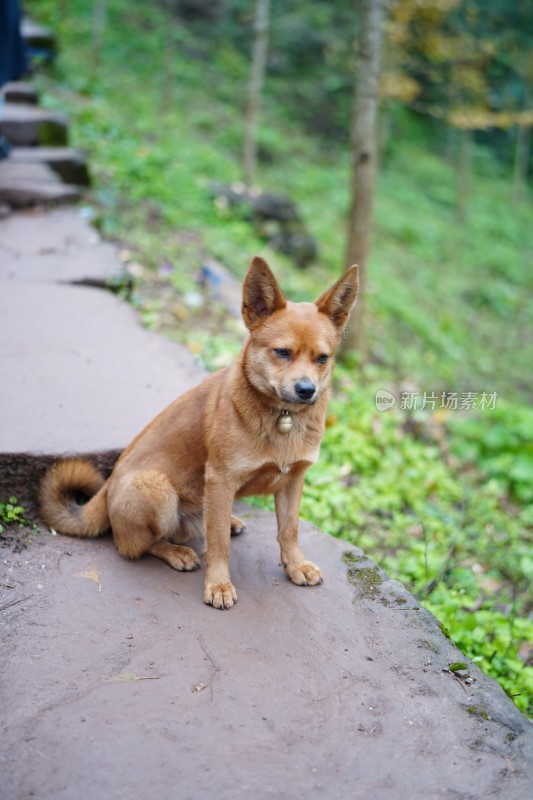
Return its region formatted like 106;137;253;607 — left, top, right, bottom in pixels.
39;459;110;538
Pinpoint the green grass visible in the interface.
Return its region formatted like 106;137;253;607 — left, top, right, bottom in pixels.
33;1;533;399
28;0;533;715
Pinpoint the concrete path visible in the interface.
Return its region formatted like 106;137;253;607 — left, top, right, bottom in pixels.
0;207;531;799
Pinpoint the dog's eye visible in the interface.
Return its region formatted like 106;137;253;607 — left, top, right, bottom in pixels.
274;348;291;360
317;354;329;364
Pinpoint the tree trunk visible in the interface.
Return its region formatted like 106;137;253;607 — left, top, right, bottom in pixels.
159;1;177;111
455;129;471;223
92;0;107;67
341;0;386;357
512;123;531;206
243;0;270;188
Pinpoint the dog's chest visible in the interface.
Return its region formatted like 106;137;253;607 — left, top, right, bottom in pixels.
225;404;323;498
235;457;312;498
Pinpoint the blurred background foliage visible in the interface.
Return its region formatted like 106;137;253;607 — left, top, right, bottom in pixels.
27;0;532;714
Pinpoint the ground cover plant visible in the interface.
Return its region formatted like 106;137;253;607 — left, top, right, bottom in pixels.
29;0;532;715
0;498;29;532
0;498;39;553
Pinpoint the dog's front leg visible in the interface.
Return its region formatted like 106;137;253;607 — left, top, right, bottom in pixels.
275;470;323;586
203;472;238;609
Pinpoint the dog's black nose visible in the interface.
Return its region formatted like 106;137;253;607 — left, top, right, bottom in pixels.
295;380;316;401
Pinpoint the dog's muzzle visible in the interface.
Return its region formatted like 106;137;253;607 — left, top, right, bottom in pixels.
280;380;317;404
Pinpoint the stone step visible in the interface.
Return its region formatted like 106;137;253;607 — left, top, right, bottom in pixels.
0;160;81;208
0;207;125;284
0;102;68;147
10;146;90;186
21;18;57;58
1;81;39;105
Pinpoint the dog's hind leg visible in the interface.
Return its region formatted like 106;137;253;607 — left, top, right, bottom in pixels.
108;470;200;571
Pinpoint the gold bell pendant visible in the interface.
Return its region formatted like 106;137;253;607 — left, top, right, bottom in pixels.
277;410;293;434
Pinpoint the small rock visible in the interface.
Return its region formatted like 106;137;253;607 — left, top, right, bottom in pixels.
209;181;318;267
183;291;204;310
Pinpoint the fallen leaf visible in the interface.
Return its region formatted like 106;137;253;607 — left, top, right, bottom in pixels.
75;569;102;592
105;673;159;683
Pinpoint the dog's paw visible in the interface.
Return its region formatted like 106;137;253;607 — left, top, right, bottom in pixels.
285;560;323;587
230;515;246;536
166;545;201;572
203;581;238;610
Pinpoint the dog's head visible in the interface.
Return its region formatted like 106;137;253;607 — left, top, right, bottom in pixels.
241;256;359;406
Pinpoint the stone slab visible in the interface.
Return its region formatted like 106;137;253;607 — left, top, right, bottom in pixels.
0;160;80;207
0;207;118;283
10;147;90;186
0;206;103;260
0;282;204;498
0;508;531;800
0;103;68;147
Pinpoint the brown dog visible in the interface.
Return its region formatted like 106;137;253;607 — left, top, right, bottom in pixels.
39;257;358;609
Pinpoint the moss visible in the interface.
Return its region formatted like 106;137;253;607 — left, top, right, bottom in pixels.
466;705;490;721
438;621;452;640
449;661;468;673
39;120;68;146
346;565;383;598
342;551;366;565
419;640;439;653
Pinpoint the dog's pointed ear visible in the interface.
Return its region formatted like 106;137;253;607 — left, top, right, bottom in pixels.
315;266;359;331
242;256;287;330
